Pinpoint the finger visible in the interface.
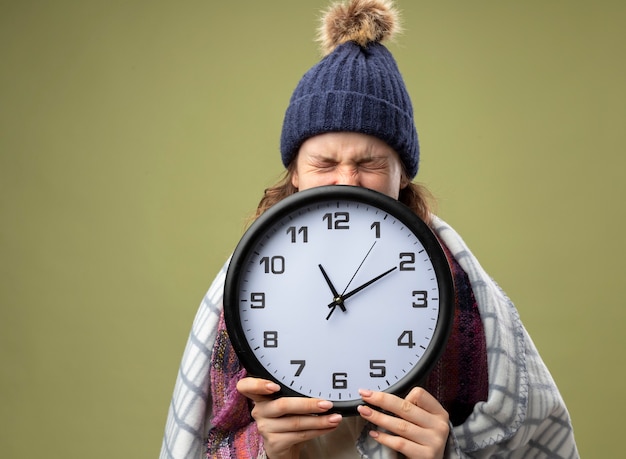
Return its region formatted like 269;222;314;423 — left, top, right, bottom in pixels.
258;411;343;434
254;394;336;419
358;389;449;453
253;401;342;454
405;386;448;417
260;420;341;458
236;377;281;402
359;388;448;427
357;421;442;459
357;402;447;441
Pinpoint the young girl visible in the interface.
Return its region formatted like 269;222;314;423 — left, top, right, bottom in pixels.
161;1;578;457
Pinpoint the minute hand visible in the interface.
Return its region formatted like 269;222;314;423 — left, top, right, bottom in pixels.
327;266;398;308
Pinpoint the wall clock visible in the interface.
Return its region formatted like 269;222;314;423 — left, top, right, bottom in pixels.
224;185;454;414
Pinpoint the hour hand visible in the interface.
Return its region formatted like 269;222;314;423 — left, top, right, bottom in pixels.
318;264;345;312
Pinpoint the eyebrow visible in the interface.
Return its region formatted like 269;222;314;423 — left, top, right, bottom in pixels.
308;154;389;163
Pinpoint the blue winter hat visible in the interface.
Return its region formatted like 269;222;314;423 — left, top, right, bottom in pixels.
280;0;420;179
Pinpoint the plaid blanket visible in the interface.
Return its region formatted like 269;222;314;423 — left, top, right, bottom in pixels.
159;216;579;458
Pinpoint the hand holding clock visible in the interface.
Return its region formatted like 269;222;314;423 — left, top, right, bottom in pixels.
236;377;342;459
237;377;449;459
357;387;449;459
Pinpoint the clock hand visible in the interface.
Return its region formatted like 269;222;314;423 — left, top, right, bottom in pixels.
325;241;380;320
326;266;398;320
341;241;377;296
318;264;345;312
328;266;398;308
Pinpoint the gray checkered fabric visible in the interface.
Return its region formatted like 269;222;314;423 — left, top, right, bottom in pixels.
160;267;227;459
431;217;579;458
160;217;578;458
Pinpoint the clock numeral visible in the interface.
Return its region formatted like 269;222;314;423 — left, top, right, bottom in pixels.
412;290;428;308
260;256;285;274
397;330;416;349
323;212;350;230
286;226;308;243
332;372;348;389
263;331;278;348
369;360;386;378
250;292;266;309
290;360;306;377
399;252;416;271
370;221;381;238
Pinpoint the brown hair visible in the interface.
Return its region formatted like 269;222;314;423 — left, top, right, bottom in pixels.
252;162;435;225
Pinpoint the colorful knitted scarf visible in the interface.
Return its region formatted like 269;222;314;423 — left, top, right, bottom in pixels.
206;316;260;458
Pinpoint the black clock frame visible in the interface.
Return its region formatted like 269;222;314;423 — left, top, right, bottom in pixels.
224;185;454;414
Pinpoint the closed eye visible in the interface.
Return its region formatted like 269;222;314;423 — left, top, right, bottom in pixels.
358;157;389;171
309;157;338;170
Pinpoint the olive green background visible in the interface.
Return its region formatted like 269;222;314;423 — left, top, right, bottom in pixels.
1;1;624;457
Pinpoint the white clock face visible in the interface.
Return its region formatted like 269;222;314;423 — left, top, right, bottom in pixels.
225;186;452;412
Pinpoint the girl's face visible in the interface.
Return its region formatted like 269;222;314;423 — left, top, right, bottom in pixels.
291;132;409;199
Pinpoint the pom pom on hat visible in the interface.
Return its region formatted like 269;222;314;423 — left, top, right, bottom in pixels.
318;0;400;55
280;0;420;179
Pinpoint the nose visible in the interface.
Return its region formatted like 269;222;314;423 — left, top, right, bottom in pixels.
335;168;359;186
